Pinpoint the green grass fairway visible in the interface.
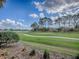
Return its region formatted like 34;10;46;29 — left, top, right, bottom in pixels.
18;32;79;55
26;32;79;38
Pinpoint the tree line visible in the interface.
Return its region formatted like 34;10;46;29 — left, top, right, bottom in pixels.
31;14;79;32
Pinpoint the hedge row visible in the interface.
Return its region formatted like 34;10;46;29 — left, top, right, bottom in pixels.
0;32;19;47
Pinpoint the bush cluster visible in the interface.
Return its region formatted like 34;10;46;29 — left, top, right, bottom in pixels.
43;50;50;59
0;32;19;47
75;54;79;59
29;49;36;56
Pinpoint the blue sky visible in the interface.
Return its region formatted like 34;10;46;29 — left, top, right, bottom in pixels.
0;0;41;29
0;0;40;25
0;0;79;29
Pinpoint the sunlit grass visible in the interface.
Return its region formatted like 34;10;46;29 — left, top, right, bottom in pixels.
18;32;79;50
17;32;79;55
26;32;79;38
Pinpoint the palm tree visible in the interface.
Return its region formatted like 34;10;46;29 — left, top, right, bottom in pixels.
39;18;44;28
67;15;72;28
62;16;67;28
0;0;6;8
39;17;47;28
42;17;48;27
55;17;61;28
73;14;79;29
47;18;53;31
31;22;38;31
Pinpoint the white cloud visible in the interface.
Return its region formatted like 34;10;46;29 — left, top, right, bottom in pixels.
39;13;45;18
0;19;27;29
50;16;58;21
29;13;38;18
34;0;79;16
34;2;44;11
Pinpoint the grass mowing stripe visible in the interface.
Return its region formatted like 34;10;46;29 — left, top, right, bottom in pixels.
19;33;79;50
26;32;79;38
24;34;79;41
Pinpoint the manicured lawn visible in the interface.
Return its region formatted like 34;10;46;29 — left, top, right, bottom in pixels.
18;33;79;50
26;32;79;38
17;32;79;55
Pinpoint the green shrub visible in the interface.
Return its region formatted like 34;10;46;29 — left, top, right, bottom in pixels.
75;54;79;59
43;50;50;59
0;32;19;47
29;49;36;56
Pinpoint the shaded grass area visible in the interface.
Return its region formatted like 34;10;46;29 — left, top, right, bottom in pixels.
22;41;79;55
26;32;79;38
